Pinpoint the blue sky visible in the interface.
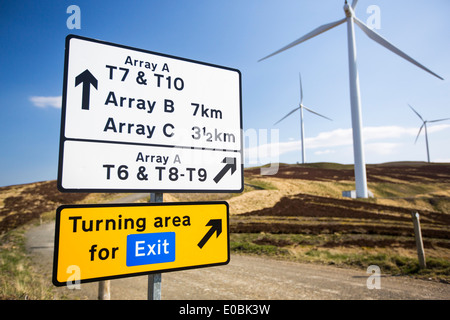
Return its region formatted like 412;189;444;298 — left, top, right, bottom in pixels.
1;0;449;187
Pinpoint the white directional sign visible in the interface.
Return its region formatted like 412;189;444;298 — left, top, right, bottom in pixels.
58;35;243;192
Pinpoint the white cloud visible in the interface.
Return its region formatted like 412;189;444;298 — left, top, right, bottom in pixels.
365;124;450;140
365;142;399;155
29;96;61;109
244;124;450;163
305;128;352;148
314;149;336;156
304;125;450;150
364;126;416;140
425;123;450;134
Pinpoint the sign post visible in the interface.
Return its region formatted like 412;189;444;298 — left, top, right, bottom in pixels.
148;192;163;300
56;35;241;298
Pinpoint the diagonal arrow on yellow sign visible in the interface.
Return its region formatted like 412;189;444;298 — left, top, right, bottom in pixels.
52;201;229;286
198;219;222;249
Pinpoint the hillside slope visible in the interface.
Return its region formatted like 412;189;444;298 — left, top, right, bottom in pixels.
1;162;449;281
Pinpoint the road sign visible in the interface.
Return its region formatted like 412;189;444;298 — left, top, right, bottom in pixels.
52;202;229;286
58;35;243;192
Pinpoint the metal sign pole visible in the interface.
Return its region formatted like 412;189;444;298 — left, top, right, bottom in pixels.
148;192;163;300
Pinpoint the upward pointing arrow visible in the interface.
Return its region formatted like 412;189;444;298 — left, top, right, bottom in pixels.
75;69;97;110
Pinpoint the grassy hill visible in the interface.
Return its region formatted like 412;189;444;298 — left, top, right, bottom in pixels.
0;161;449;298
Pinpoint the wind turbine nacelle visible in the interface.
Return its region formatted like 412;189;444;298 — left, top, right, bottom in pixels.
343;3;353;18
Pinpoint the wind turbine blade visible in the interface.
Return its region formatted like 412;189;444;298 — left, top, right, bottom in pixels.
273;107;301;125
303;106;333;121
415;124;424;144
259;18;346;62
428;118;450;123
353;17;444;80
408;104;424;121
351;0;359;9
299;72;303;104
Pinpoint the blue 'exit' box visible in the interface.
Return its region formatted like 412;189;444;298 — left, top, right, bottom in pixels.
126;232;176;267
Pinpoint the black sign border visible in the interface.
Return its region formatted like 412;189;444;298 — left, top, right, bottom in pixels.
52;201;230;287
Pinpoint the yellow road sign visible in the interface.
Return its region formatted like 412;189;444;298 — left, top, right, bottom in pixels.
52;202;229;286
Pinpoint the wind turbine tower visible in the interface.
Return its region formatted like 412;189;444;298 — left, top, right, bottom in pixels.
274;73;332;164
259;0;443;198
408;104;450;163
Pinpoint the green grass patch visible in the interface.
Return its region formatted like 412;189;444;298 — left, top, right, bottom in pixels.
231;240;289;256
245;179;277;191
230;233;450;281
300;162;354;170
370;182;433;198
0;228;54;300
302;248;450;279
168;178;277;203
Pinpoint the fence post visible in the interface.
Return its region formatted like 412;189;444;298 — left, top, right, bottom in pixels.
411;212;426;269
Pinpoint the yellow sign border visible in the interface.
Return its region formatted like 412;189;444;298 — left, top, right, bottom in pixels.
52;201;229;287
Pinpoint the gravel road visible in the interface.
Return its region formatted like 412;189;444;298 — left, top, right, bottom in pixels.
25;193;450;300
26;222;450;300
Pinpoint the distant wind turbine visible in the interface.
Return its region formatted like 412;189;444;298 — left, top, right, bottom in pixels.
259;0;443;198
408;104;450;163
274;73;332;164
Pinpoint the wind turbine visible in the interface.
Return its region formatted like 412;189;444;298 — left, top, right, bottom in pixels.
259;0;443;198
408;104;450;163
274;73;332;164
